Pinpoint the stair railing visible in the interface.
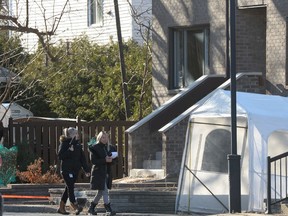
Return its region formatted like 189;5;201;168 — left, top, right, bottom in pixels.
267;152;288;214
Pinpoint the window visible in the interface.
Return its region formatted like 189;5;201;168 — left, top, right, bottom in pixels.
201;129;231;173
169;27;209;89
88;0;103;26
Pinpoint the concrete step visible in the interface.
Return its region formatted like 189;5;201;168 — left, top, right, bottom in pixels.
129;169;165;178
49;179;177;214
4;204;58;213
0;180;178;214
49;189;177;214
281;203;288;215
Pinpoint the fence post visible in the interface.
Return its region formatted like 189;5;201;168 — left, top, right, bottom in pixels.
8;117;13;147
267;156;271;214
76;116;81;129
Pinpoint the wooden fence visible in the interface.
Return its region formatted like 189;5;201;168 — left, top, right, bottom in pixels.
5;117;136;182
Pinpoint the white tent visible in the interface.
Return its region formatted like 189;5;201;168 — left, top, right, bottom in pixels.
176;89;288;214
0;103;33;127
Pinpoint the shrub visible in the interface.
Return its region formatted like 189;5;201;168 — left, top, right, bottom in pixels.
16;158;63;184
16;141;36;172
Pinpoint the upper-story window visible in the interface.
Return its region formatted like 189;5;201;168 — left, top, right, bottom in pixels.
169;26;209;89
88;0;103;26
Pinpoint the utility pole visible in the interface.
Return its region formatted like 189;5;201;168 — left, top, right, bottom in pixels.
114;0;131;120
227;0;241;213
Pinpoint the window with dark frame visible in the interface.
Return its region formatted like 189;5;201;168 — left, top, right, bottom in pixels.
88;0;103;26
169;26;209;89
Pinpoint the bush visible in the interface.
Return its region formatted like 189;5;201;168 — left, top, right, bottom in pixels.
16;158;63;184
16;141;36;172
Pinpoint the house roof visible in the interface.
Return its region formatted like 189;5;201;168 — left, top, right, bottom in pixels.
0;67;18;83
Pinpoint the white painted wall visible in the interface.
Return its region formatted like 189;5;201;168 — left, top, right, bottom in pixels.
130;0;152;43
8;0;151;51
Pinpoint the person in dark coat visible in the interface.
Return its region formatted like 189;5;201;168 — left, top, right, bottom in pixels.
0;121;3;143
87;131;117;216
57;127;90;215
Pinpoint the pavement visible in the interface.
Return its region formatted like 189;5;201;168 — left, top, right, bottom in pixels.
1;212;286;216
1;204;286;216
3;204;182;215
1;198;286;215
3;213;183;216
2;213;186;216
1;200;286;216
1;213;279;216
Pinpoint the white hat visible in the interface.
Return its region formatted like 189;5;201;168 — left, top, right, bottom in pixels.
64;127;78;139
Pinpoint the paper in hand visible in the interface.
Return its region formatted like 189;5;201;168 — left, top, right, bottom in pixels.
111;152;118;159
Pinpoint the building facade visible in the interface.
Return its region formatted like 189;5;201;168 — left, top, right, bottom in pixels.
7;0;151;51
152;0;288;108
127;0;288;182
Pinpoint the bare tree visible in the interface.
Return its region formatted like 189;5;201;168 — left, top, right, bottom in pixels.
127;0;152;119
0;0;72;121
0;0;153;121
0;0;71;62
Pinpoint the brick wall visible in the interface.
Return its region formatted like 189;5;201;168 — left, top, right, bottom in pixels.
152;1;288;107
162;117;189;179
236;75;265;93
236;8;266;74
128;123;162;173
152;0;227;108
130;0;288;181
266;1;288;95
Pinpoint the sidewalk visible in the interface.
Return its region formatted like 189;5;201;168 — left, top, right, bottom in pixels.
2;204;286;216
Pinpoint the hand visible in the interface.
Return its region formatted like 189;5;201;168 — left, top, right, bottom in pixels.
105;156;112;163
85;172;90;177
69;145;74;151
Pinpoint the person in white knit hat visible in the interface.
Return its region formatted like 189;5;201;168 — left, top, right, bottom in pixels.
57;127;90;215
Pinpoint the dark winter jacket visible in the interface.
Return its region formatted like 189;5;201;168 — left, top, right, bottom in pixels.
57;136;90;175
89;142;117;190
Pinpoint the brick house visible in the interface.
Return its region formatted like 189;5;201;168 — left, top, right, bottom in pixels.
126;0;288;181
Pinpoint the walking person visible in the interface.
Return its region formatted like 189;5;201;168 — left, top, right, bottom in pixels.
57;127;90;215
88;131;118;216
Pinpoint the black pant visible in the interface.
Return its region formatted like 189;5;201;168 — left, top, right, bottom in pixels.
61;172;77;204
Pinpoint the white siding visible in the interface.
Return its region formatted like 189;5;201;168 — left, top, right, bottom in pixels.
9;0;151;51
130;0;152;44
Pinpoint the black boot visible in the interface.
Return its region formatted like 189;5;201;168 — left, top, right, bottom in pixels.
57;200;69;215
104;203;116;216
70;202;83;215
88;202;97;215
